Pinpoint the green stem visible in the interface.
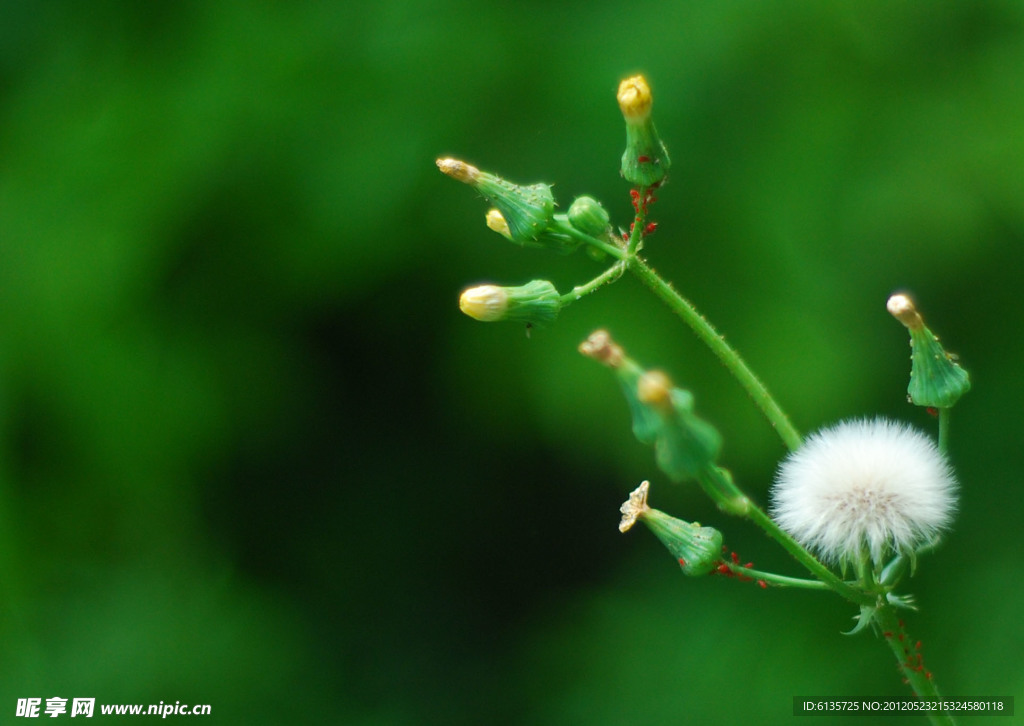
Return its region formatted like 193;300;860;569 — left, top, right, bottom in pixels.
628;256;803;451
697;466;872;605
723;562;835;590
873;605;956;726
560;262;626;305
626;186;648;256
550;218;627;260
937;407;951;454
746;500;872;605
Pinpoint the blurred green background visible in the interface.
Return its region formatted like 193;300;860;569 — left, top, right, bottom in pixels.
2;1;1022;723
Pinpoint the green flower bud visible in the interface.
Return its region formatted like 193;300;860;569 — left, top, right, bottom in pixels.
887;294;970;408
459;280;562;326
617;76;670;187
637;371;722;483
578;331;661;444
567;196;612;238
437;158;554;243
579;331;721;482
487;209;581;255
619;481;723;576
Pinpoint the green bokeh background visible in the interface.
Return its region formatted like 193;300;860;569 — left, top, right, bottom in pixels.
2;1;1021;724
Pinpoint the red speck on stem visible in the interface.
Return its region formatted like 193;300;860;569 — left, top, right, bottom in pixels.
757;580;767;589
716;563;730;575
883;632;893;639
678;558;687;568
915;640;922;651
730;551;740;564
637;155;651;163
926;407;939;417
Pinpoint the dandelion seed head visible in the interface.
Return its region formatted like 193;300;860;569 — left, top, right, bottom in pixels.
770;418;957;565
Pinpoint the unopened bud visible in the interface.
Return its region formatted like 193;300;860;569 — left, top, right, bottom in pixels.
485;209;512;239
617;75;670;187
459;285;509;322
459;280;562;326
617;76;652;121
582;333;721;480
637;370;673;407
652;395;721;483
485;209;580;254
887;294;970;408
568;196;612;238
436;158;554;243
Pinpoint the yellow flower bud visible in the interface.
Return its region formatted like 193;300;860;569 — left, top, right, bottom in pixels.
617;75;670;187
458;280;562;326
485;209;512;239
618;75;653;121
459;285;508;322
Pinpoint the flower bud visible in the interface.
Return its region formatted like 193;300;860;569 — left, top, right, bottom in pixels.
459;280;562;326
567;196;612;238
437;158;555;243
619;481;723;576
459;285;509;322
485;208;512;240
580;331;721;482
887;294;970;408
634;369;721;482
651;392;722;483
617;76;670;187
486;209;579;254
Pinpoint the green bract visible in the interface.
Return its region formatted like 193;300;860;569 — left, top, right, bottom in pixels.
887;294;970;409
643;508;723;576
459;280;562;326
907;325;971;408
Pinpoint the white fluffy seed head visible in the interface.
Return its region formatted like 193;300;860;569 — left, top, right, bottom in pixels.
770;418;957;566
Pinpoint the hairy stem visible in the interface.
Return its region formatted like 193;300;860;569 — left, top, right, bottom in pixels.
723;562;836;590
873;605;956;726
560;262;626;305
628;256;803;451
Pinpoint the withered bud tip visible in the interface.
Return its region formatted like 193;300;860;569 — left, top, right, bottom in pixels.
578;329;624;368
619;481;651;533
436;158;480;184
887;294;924;331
